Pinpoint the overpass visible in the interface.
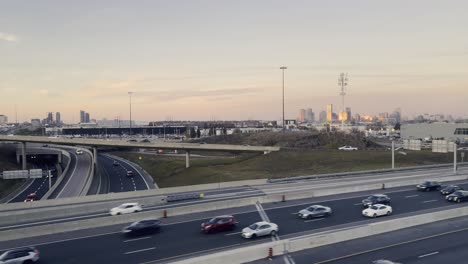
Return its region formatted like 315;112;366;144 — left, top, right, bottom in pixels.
0;135;280;169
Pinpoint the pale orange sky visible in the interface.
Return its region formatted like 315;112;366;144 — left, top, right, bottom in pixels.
1;1;467;123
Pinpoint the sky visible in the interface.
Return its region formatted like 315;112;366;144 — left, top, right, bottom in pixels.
1;0;467;123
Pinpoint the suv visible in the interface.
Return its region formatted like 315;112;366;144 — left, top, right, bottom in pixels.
201;215;238;233
0;247;40;263
126;171;134;177
416;181;441;191
362;194;391;207
24;193;38;202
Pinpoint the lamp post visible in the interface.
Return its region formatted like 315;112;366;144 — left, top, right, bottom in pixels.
280;66;287;131
128;92;133;136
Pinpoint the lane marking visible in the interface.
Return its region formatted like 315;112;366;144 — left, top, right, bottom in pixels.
124;247;155;255
304;218;325;223
354;203;363;206
422;200;438;203
224;232;241;236
405;195;419;198
123;236;151;243
418;251;439;258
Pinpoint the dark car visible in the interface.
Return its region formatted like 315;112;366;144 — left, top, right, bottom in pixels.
122;220;161;236
201;215;238;233
446;191;468;203
126;171;134;177
440;185;463;195
113;160;119;166
0;247;40;263
362;194;391;207
416;181;441;191
140;139;151;143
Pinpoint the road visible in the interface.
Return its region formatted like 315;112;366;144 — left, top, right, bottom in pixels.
7;168;57;203
277;213;468;264
48;149;92;199
2;180;468;263
89;154;153;195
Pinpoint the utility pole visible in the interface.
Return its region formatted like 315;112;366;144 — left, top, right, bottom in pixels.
280;66;287;131
392;140;395;169
338;73;348;131
128;92;133;136
454;143;457;174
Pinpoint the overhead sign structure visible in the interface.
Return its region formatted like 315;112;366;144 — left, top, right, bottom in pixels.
432;140;448;153
1;169;43;179
404;139;421;151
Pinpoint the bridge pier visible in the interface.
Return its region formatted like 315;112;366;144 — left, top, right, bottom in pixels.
93;147;98;167
21;142;27;171
186;150;190;168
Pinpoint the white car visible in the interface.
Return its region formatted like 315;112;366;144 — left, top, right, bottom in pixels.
75;149;84;155
241;221;278;239
362;204;392;218
338;146;358;151
0;247;40;263
109;203;143;216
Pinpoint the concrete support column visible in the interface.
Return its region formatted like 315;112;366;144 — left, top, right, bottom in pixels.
454;143;457;174
58;152;62;163
391;141;395;169
93;147;98;167
21;142;27;171
185;150;190;168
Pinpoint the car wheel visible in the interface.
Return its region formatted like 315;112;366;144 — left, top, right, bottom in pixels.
457;199;461;203
251;234;257;239
373;213;377;218
23;260;33;264
271;230;277;236
117;212;121;215
386;211;391;215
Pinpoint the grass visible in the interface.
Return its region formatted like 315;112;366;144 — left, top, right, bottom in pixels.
0;145;25;199
113;149;458;188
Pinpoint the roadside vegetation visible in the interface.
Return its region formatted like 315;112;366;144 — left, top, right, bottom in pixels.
0;145;24;199
113;131;459;188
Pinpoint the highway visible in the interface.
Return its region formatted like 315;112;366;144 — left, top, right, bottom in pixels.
279;213;468;264
7;167;57;203
2;180;468;263
90;153;153;195
48;149;92;199
0;166;465;231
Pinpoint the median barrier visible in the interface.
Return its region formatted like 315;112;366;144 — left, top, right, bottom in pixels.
78;148;94;196
41;149;71;200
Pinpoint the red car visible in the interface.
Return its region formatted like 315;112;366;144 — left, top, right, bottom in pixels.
201;215;238;233
24;193;38;202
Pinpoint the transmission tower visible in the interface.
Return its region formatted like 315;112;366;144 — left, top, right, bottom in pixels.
338;73;348;131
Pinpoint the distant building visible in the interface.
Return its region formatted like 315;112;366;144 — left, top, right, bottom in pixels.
378;112;389;121
31;119;41;128
80;110;85;123
326;104;333;122
354;113;361;122
0;115;7;125
47;112;53;125
319;111;327;123
338;111;348;121
346;107;352;122
85;113;90;123
306;108;314;123
298;109;306;123
56;112;61;126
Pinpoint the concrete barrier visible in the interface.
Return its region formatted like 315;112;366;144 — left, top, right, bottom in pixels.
41;149;71;200
78;148;94;196
170;205;468;264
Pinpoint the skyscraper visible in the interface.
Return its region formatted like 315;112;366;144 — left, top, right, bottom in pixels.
80;110;85;123
306;108;314;123
56;112;61;125
0;115;7;124
85;113;90;123
346;107;352;122
299;109;306;123
326;104;333;122
47;112;53;125
319;110;327;123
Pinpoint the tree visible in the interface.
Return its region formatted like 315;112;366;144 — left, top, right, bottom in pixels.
394;122;401;131
196;128;201;138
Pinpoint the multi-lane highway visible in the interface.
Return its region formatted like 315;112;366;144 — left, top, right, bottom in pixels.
2;178;468;264
7;166;57;203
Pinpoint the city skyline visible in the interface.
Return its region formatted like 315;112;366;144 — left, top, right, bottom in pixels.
1;1;467;122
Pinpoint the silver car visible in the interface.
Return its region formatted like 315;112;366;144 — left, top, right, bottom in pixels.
241;221;278;239
297;205;332;219
0;247;40;264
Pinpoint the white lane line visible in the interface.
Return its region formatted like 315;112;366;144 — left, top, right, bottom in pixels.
124;247;156;255
123;236;151;243
418;251;439;258
405;195;419;198
422;200;438;203
224;232;241;236
304;218;325;223
354;203;362;206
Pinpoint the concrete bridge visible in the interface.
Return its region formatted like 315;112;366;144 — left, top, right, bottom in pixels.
0;135;280;169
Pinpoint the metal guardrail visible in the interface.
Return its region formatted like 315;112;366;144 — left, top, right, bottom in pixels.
166;193;202;202
267;162;468;183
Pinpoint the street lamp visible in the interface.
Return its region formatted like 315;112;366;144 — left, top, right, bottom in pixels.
128;92;133;136
280;66;287;131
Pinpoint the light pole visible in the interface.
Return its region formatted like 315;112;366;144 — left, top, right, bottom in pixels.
128;92;133;136
280;66;287;131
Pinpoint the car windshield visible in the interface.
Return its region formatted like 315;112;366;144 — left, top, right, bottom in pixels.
249;224;258;230
208;218;218;224
306;206;316;211
370;205;379;210
367;196;378;200
453;191;462;195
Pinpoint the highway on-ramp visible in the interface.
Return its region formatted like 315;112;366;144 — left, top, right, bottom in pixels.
2;179;468;264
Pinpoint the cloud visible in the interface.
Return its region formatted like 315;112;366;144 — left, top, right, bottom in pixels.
0;32;18;42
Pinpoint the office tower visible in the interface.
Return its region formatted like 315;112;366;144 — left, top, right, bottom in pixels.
80;110;85;123
47;112;53;125
0;115;7;124
85;113;90;123
299;109;306;123
326;104;333;122
306;108;314;123
319;110;327;123
346;107;351;122
56;112;61;125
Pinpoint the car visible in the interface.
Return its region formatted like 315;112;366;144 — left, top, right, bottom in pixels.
362;194;391;207
113;160;119;166
0;247;40;263
297;205;332;219
109;202;143;216
416;181;441;191
241;221;278;239
140;139;151;143
122;220;161;236
362;204;393;218
446;191;468;203
127;139;138;143
372;260;401;264
440;185;463;195
24;193;38;202
126;171;134;177
201;215;238;233
338;146;358;151
75;149;83;155
42;144;48;147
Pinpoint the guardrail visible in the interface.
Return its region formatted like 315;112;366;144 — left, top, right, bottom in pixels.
268;162;468;183
78;148;94;196
41;149;72;200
